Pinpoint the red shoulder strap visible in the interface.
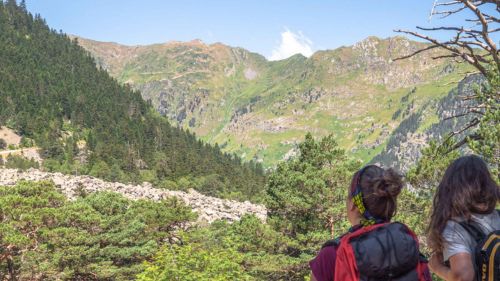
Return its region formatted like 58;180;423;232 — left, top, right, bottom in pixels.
334;236;358;281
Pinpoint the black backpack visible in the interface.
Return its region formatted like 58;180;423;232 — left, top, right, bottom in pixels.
324;222;431;281
458;212;500;281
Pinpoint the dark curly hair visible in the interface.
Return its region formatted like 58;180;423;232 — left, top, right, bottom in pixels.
353;165;404;221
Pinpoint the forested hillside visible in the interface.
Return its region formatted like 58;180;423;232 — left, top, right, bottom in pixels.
0;0;265;201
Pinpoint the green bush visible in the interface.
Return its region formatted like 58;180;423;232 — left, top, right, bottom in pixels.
138;240;253;281
0;181;196;280
4;154;39;170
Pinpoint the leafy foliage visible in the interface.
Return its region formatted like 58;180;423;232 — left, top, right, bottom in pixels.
139;132;445;281
0;181;195;280
406;139;460;191
266;133;360;237
138;215;313;281
138;134;362;281
469;68;500;179
137;237;253;281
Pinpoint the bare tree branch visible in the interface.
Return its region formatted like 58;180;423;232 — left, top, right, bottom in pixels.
417;26;481;33
393;0;500;155
432;54;460;59
459;94;480;100
397;0;499;154
392;44;439;61
443;110;485;121
448;133;481;152
462;0;500;69
435;1;462;7
433;6;468;18
443;118;480;143
393;28;489;75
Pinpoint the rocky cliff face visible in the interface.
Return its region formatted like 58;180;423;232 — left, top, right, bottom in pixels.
0;168;267;224
371;75;481;171
76;35;471;166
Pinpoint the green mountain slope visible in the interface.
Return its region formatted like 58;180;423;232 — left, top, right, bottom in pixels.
76;36;471;167
371;74;482;171
0;1;265;201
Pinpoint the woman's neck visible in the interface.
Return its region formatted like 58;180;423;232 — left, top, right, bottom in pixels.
350;217;362;226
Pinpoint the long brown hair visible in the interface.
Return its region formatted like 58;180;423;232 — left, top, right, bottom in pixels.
428;155;500;254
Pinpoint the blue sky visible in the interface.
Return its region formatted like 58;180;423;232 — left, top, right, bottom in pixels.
25;1;492;60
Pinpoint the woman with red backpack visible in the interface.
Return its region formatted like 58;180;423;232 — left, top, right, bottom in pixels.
309;165;431;281
427;155;500;281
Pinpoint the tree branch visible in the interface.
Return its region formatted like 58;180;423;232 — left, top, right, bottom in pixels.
443;118;480;144
462;0;500;70
392;44;439;61
433;7;468;18
448;133;481;152
435;1;462;7
397;0;499;154
393;28;489;75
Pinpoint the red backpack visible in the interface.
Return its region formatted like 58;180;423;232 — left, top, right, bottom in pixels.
333;222;431;281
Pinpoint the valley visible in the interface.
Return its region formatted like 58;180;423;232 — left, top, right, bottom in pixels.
76;36;471;167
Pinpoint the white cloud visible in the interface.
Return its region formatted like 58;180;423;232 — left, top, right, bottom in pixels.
269;29;314;61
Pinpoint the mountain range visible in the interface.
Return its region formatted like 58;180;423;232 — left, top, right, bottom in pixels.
75;35;472;168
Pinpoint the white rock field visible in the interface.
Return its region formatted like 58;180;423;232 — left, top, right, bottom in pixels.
0;168;267;224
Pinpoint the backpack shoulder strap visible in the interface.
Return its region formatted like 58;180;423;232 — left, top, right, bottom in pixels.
458;220;485;243
334;230;364;281
325;223;388;249
322;230;351;249
321;239;339;249
347;223;389;239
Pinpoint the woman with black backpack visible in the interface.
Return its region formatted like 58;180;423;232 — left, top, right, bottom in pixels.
428;155;500;281
310;165;431;281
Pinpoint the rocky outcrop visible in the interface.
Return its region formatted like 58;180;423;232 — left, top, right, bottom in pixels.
0;168;267;224
372;75;482;171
